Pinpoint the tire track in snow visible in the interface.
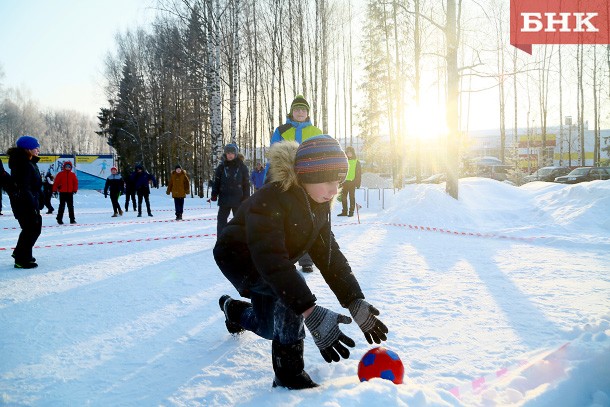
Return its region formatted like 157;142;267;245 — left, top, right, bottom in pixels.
0;284;226;401
0;240;214;308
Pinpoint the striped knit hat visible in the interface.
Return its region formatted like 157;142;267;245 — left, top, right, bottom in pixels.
294;135;348;184
290;94;310;115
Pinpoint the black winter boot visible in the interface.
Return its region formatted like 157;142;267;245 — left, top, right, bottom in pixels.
219;295;251;334
272;340;319;390
337;211;348;217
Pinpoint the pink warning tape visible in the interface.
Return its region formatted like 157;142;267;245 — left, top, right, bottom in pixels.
0;233;217;251
449;342;570;399
365;222;546;242
1;217;217;230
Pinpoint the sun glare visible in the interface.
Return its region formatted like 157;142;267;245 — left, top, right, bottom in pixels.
404;103;448;144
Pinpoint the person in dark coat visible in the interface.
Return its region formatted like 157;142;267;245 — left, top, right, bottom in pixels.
338;146;362;217
210;143;250;235
7;135;44;268
52;160;78;224
42;169;55;214
0;159;6;216
104;166;125;217
214;135;388;390
131;164;158;217
124;166;137;212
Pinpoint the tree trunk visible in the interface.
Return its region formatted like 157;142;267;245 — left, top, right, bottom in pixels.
445;0;459;199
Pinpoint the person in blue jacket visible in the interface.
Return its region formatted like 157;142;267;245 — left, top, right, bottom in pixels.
210;143;250;236
250;162;265;192
131;164;158;217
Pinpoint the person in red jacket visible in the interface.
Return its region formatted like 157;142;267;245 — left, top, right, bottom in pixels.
52;160;78;224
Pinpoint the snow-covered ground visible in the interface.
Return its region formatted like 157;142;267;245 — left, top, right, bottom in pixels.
1;178;609;406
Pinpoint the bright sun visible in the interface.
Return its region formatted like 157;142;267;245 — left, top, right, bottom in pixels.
404;102;448;143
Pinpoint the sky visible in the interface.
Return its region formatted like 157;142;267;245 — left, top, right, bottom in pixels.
0;0;508;132
0;0;154;117
0;177;609;406
0;1;605;134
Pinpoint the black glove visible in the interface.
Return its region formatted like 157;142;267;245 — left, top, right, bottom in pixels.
304;305;355;363
348;299;388;344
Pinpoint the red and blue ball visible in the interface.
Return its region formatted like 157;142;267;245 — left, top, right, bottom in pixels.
358;347;404;384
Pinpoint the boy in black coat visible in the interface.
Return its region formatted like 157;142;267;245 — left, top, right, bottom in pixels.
214;135;388;390
210;143;250;235
104;166;125;217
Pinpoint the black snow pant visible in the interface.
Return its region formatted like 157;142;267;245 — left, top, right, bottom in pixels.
43;185;54;213
216;206;239;236
125;191;136;211
137;190;152;215
341;180;357;215
13;212;42;263
174;197;185;217
57;192;75;222
110;192;122;214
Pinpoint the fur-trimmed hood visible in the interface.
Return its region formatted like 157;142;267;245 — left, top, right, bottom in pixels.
266;140;300;192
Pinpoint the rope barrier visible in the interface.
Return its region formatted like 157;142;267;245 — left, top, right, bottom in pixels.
2;217;217;230
0;233;217;251
332;220;547;242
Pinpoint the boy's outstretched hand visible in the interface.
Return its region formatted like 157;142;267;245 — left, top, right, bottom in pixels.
304;305;355;363
348;299;388;344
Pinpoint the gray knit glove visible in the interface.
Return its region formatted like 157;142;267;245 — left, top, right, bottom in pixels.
304;305;355;363
348;299;388;344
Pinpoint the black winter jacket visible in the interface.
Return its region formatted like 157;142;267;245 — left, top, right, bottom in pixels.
7;147;43;218
213;142;364;315
211;156;250;207
104;174;125;196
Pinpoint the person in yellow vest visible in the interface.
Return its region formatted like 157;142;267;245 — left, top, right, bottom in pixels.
269;95;322;145
268;95;323;273
338;146;361;217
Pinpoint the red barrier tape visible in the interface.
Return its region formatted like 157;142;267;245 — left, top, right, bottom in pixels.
73;206;216;215
2;217;217;230
0;233;217;251
334;221;546;242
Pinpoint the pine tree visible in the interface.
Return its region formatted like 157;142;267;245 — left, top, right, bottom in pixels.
358;0;390;173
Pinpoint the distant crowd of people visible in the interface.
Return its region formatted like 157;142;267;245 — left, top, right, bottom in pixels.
0;95;378;393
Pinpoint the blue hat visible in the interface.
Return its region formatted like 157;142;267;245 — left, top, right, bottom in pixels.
294;135;348;184
16;135;40;150
224;143;238;155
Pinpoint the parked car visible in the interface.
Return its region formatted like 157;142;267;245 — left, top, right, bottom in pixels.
475;164;511;182
421;173;446;184
524;166;572;183
554;167;610;184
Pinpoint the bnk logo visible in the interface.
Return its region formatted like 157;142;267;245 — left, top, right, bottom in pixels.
510;0;609;54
